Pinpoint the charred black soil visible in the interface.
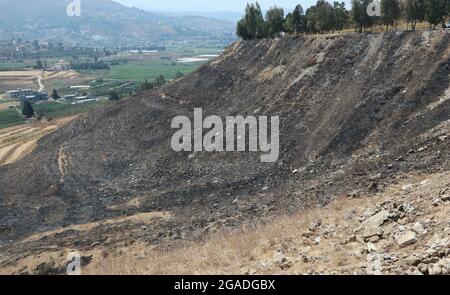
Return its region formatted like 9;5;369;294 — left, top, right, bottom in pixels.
0;32;449;273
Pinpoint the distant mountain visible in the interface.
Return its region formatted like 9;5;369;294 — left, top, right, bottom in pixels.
152;11;243;23
0;0;236;47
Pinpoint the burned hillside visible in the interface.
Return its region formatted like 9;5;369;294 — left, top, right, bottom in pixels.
0;32;449;268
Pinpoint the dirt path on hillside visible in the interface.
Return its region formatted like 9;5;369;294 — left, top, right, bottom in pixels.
58;145;69;183
37;74;44;92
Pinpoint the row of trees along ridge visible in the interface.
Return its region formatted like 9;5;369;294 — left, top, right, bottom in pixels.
237;0;450;39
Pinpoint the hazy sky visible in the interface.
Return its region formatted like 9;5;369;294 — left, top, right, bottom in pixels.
114;0;341;12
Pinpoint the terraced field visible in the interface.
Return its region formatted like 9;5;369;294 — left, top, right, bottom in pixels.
0;116;76;166
0;99;19;111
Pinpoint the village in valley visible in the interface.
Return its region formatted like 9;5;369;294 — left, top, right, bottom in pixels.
0;38;221;119
0;38;220;166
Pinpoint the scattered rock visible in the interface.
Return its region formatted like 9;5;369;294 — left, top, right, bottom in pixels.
367;242;378;253
396;156;405;162
431;198;443;207
405;255;421;266
363;210;389;227
366;235;380;243
345;209;357;220
344;235;357;244
411;222;426;236
397;231;417;247
313;236;321;245
441;195;450;202
273;251;292;270
241;267;257;275
417;147;426;152
363;227;383;240
347;191;360;199
90;241;101;247
308;220;322;232
428;258;450;275
438;135;448;142
362;208;375;219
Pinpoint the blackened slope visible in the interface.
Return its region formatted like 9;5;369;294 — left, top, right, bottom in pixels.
0;32;449;244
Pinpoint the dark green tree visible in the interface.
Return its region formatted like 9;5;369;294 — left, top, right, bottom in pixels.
305;6;318;33
352;0;375;32
32;40;40;50
381;0;401;30
284;13;295;34
109;91;120;101
265;6;285;37
155;75;166;87
285;4;306;33
51;89;60;100
141;79;154;90
237;18;251;40
22;100;34;117
405;0;426;30
236;2;267;39
426;0;447;28
36;59;43;69
333;2;349;31
175;71;184;79
315;0;336;32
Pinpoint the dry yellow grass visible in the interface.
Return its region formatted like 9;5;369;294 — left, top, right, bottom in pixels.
84;194;382;275
0;70;42;78
43;70;79;80
0;101;18;110
82;171;449;275
0;171;447;275
338;22;437;34
257;66;285;81
0;115;77;166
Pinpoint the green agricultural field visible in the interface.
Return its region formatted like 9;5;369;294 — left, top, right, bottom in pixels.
0;101;110;130
105;60;205;81
33;101;108;120
0;62;33;71
0;108;25;129
170;47;223;57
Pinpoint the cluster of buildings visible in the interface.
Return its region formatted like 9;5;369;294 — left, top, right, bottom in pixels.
63;94;97;104
5;88;98;106
49;60;71;72
6;88;48;102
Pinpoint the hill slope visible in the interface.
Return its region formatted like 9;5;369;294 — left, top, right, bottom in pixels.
0;31;449;273
0;0;235;46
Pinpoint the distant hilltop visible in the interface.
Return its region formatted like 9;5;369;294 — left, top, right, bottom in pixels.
0;0;236;47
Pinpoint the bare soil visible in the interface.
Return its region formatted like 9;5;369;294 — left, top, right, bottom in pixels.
0;32;449;274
